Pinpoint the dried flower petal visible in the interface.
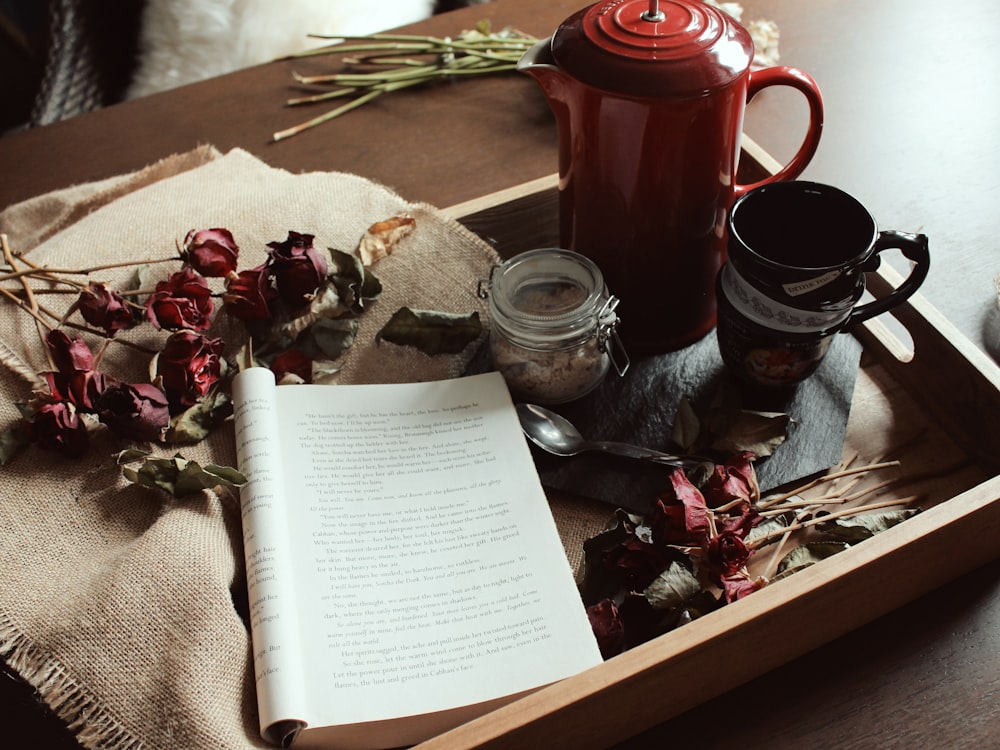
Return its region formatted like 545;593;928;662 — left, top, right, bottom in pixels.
650;468;711;546
586;598;625;659
270;349;312;384
704;450;760;509
45;330;94;373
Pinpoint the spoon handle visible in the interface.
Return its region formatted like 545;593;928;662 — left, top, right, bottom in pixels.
591;441;701;469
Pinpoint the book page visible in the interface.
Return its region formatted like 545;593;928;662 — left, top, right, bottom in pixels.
269;371;601;740
232;367;308;741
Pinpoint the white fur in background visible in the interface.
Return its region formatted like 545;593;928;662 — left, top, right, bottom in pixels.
128;0;437;99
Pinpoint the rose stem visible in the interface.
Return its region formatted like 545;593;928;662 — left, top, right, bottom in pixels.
2;235;55;368
0;258;176;285
748;496;919;549
758;460;902;510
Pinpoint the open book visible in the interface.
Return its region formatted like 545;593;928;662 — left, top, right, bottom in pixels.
232;369;602;749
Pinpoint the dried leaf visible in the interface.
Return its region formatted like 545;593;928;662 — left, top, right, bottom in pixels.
816;508;920;542
327;247;382;313
357;215;416;266
743;510;795;548
710;409;790;458
642;560;702;610
774;541;850;578
280;286;347;341
164;391;233;444
375;307;482;355
670;396;700;452
0;337;44;389
299;317;359;361
0;422;29;466
119;450;247;498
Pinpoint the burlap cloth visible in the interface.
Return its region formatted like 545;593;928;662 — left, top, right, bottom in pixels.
0;146;518;749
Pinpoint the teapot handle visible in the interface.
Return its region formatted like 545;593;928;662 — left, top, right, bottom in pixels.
735;67;825;196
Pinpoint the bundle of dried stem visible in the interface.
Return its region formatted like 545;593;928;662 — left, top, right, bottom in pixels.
273;22;538;142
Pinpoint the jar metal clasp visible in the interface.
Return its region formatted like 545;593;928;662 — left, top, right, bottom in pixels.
597;295;630;377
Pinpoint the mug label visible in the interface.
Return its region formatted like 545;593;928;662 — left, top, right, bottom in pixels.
721;265;851;334
782;270;843;297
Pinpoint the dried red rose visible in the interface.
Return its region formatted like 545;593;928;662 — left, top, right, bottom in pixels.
603;537;670;591
96;382;170;442
43;330;108;412
704;531;752;578
145;268;214;331
155;331;225;413
78;283;138;336
650;468;711;546
704;451;760;509
586;598;625;659
27;398;89;458
223;264;277;321
266;231;329;307
181;228;240;277
270;348;312;384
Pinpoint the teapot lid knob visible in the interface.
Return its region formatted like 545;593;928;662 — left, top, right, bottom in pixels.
641;0;665;22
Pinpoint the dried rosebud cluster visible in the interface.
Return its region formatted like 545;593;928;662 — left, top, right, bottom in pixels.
582;451;766;659
20;226;386;459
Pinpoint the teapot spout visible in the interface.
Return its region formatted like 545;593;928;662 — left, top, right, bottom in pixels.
517;37;571;100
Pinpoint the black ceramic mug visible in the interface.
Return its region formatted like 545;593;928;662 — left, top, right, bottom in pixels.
716;181;930;387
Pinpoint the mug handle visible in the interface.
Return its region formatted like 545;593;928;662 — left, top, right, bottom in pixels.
842;231;931;331
735;67;825;196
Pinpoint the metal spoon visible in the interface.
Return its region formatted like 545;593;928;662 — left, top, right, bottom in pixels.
516;403;703;470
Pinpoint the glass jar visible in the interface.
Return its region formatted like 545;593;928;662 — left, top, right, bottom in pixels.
477;248;628;404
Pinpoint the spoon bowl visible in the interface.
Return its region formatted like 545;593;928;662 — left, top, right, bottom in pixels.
516;403;703;470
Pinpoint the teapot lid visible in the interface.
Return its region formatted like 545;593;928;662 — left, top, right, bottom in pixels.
551;0;754;97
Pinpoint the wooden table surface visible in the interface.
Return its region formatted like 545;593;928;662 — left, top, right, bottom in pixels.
2;0;999;748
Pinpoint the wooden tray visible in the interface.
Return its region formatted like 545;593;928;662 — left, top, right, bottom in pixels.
418;136;1000;749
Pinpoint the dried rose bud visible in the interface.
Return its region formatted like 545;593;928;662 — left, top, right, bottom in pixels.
650;468;711;546
223;264;277;321
45;329;94;373
266;231;329;307
181;228;240;277
78;283;138;336
145;268;214;331
270;348;312;384
586;598;625;660
27;398;89;458
96;382;170;442
704;531;752;578
155;331;225;413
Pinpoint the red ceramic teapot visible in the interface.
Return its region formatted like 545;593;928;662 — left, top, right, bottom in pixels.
519;0;824;353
